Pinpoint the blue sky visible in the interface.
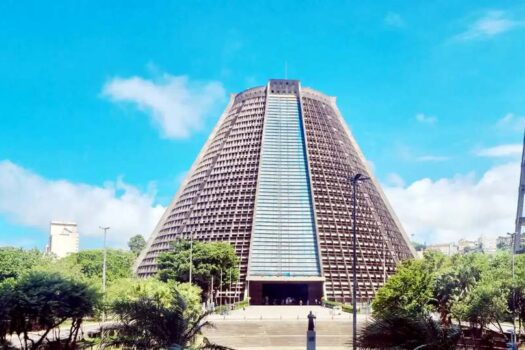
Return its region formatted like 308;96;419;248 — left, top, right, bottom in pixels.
1;1;525;249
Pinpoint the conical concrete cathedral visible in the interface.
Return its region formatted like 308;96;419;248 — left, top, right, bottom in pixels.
136;79;415;304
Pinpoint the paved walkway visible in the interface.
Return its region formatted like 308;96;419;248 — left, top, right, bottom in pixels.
208;305;368;321
205;306;369;349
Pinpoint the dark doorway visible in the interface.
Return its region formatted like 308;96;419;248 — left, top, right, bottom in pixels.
262;283;308;305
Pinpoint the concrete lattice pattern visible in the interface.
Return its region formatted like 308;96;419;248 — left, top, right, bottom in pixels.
135;79;414;304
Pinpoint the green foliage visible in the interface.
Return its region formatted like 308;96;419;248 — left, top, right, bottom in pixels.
106;277;172;306
357;313;461;350
1;271;99;350
128;234;146;256
322;299;341;308
58;249;134;285
157;241;239;299
371;250;525;344
0;247;49;282
106;278;202;319
341;304;353;313
432;253;488;325
321;299;353;313
0;282;14;345
451;281;509;331
236;299;249;309
108;289;230;349
176;282;203;318
372;254;443;318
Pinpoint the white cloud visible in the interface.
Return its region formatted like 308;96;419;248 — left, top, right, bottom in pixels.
0;160;165;246
386;173;405;187
475;144;522;158
416;113;437;125
497;113;525;132
454;10;524;41
384;162;519;244
103;74;226;139
384;12;405;27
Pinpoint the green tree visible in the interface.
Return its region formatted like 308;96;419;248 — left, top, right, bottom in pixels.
370;251;525;346
157;241;239;300
58;249;135;285
5;271;99;350
107;278;172;307
0;247;48;282
357;313;461;350
372;251;446;318
451;281;510;345
108;289;230;349
0;282;14;347
128;234;147;256
106;278;202;318
432;253;488;326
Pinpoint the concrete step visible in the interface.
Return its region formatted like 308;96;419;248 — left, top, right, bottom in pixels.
204;319;355;349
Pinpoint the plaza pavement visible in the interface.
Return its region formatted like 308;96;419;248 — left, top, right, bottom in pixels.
204;305;370;349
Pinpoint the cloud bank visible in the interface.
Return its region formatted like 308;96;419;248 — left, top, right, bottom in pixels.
103;74;226;139
384;161;519;244
0;160;165;245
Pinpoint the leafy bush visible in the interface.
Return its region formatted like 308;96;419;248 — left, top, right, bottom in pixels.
1;271;99;350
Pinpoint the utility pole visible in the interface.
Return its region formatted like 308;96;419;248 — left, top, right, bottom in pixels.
350;174;370;350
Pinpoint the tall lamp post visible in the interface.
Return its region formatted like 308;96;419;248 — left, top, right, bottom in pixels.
99;226;110;340
508;232;517;349
189;231;194;285
350;173;369;350
99;226;110;294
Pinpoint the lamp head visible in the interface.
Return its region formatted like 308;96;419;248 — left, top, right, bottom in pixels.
350;173;370;183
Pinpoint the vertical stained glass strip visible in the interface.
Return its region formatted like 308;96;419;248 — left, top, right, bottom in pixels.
249;93;321;277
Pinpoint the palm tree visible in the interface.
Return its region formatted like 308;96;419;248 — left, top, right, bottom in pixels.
357;313;461;350
107;290;232;350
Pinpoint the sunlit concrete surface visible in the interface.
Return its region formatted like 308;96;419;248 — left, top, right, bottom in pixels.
205;306;369;349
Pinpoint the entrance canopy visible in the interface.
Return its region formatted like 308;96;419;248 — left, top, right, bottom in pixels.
248;280;323;305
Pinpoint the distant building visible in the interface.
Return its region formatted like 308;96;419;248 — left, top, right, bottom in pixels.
425;243;459;256
457;239;479;253
45;221;79;258
496;235;513;250
479;236;497;254
423;236;501;257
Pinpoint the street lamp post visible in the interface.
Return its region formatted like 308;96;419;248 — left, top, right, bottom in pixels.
508;232;517;348
350;173;370;350
189;232;193;285
219;267;223;307
99;226;110;294
99;226;110;341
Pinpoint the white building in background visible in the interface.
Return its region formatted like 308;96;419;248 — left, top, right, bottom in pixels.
479;236;497;254
423;236;499;257
45;221;79;258
425;243;459;256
